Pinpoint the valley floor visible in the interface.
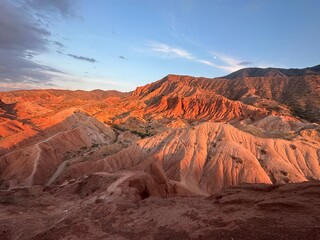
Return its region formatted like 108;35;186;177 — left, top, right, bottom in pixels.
1;181;320;240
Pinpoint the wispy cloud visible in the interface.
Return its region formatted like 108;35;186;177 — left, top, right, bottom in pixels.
147;42;194;60
25;0;79;18
67;54;97;63
195;59;215;67
210;53;244;72
210;52;255;72
170;15;202;48
53;41;65;48
196;57;241;73
147;41;254;73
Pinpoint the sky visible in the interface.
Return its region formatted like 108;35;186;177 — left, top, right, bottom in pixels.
0;0;320;92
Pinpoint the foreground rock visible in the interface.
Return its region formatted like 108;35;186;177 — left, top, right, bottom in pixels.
1;180;319;240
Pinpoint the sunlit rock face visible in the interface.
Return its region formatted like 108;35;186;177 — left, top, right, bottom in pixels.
0;66;320;191
0;66;320;239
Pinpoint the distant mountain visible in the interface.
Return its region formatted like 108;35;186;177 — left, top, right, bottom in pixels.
225;64;320;78
132;64;320;123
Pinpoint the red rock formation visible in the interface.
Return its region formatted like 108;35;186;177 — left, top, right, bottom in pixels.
0;65;319;192
0;65;320;239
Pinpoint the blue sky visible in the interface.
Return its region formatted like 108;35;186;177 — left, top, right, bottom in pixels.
1;0;320;91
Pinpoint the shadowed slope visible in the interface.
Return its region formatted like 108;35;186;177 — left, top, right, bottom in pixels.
1;180;320;240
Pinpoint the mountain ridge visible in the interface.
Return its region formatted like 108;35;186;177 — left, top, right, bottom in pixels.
0;64;319;190
225;64;320;79
0;64;320;239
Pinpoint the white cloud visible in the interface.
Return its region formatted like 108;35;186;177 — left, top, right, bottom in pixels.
196;57;243;73
147;42;194;60
147;41;257;73
196;59;215;67
209;52;254;72
216;54;239;67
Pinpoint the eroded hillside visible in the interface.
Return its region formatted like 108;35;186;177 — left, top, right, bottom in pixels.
0;66;320;239
0;65;320;191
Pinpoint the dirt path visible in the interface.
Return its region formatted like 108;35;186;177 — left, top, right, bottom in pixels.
26;115;92;186
45;161;69;186
46;120;123;186
91;172;135;195
106;172;135;194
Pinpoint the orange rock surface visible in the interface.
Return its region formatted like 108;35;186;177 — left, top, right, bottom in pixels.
0;65;320;239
